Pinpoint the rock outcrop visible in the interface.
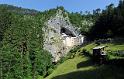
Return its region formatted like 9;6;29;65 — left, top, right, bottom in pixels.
43;9;84;62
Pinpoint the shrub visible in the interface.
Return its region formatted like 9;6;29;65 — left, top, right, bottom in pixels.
67;46;80;58
47;68;54;76
80;48;92;57
107;50;124;59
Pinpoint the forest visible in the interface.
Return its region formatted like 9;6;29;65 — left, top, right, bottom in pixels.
0;0;124;79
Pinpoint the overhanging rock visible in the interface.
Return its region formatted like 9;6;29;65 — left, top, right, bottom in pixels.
43;9;84;62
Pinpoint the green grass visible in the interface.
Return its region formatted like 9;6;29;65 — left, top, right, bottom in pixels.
44;42;124;79
45;56;95;79
81;42;124;59
81;42;124;52
45;56;124;79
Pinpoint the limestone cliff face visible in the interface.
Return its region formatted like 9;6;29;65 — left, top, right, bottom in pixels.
43;9;84;62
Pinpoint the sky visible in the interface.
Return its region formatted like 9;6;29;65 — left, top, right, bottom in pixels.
0;0;119;12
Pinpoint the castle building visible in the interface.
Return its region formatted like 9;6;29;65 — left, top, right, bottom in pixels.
43;9;85;62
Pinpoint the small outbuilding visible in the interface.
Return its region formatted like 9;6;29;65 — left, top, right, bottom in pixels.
93;46;107;64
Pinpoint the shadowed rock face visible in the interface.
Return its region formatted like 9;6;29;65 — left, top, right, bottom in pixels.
43;9;84;62
61;27;75;37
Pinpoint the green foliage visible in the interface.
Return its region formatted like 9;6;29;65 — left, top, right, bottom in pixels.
90;0;124;39
67;46;80;59
46;42;124;79
107;50;124;57
1;1;124;79
0;4;39;15
0;8;53;79
0;4;66;79
68;12;96;35
0;7;12;41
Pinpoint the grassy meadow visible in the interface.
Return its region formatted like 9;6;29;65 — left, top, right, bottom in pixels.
45;42;124;79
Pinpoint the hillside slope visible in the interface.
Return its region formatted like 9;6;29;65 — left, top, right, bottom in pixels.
45;56;94;79
0;5;94;79
0;4;39;15
45;42;124;79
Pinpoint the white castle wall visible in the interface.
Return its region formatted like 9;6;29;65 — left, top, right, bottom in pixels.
62;33;84;47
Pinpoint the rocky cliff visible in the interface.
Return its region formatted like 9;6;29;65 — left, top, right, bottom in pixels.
43;9;84;62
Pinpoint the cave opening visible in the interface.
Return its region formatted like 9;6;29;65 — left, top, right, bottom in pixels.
61;27;75;37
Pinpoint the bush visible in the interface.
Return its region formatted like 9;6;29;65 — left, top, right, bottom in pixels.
67;46;80;59
57;56;67;64
37;75;44;79
107;50;124;57
47;68;54;76
80;48;92;57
